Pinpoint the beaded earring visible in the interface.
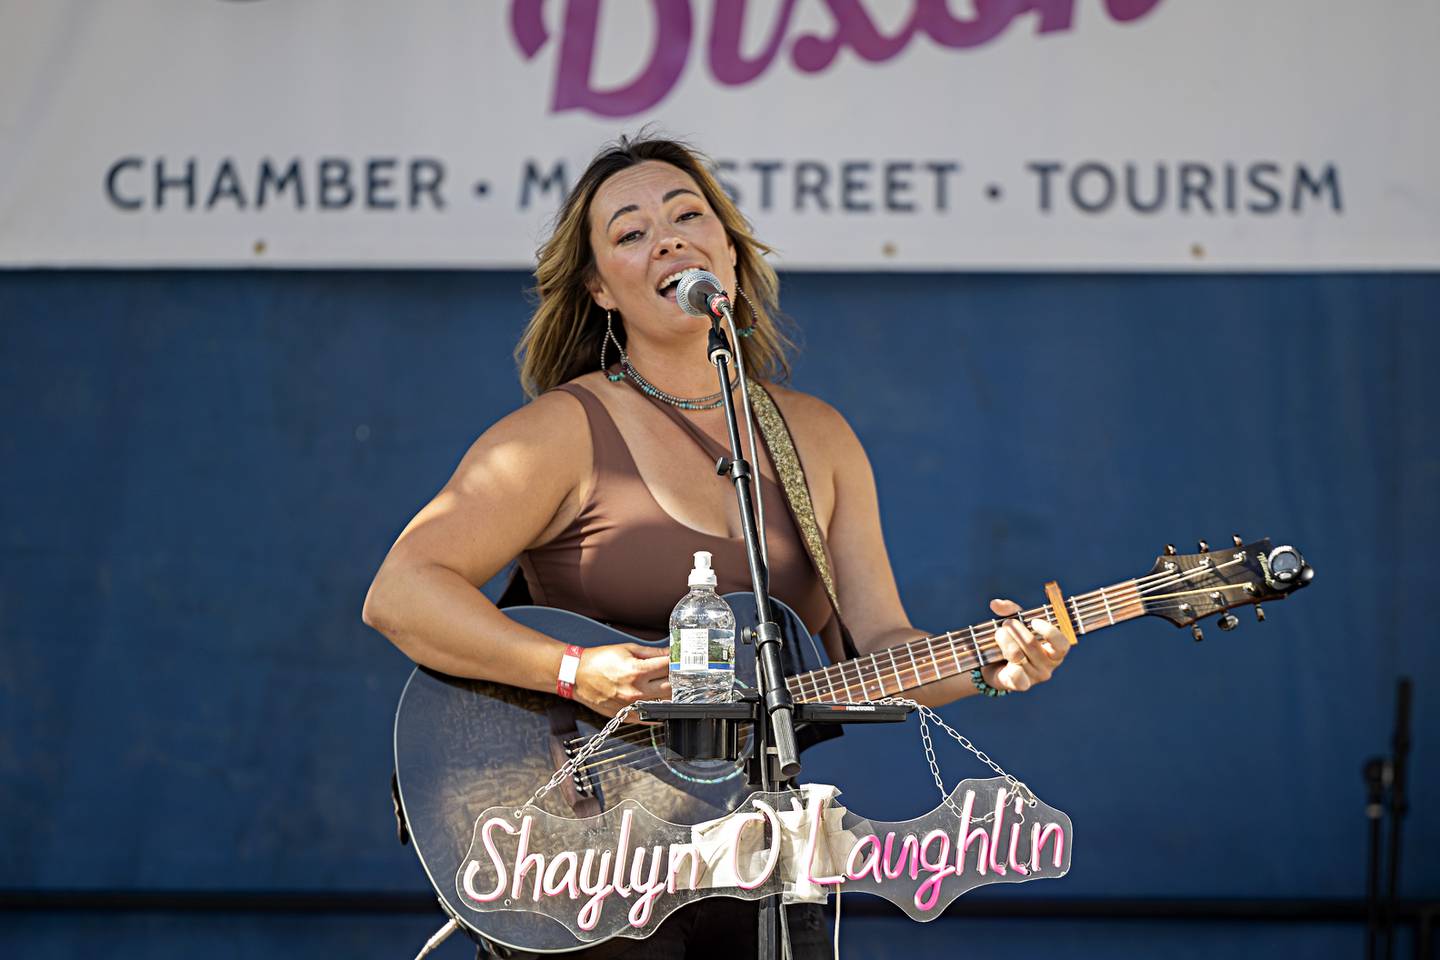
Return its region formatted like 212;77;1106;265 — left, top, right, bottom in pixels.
733;283;758;338
600;309;624;381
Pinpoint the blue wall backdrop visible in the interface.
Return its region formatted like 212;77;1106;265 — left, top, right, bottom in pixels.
2;269;1436;958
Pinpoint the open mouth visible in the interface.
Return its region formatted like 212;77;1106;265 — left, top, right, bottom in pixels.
655;267;703;301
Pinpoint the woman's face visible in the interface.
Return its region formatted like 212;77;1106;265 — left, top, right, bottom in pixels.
586;160;737;344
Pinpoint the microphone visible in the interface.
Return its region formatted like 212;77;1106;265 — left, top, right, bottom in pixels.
675;269;730;320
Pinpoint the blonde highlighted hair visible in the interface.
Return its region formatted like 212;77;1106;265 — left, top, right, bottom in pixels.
516;134;795;398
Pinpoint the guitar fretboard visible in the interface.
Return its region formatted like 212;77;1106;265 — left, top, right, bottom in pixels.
785;580;1145;703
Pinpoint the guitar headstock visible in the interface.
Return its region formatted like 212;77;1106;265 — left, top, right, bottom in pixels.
1141;536;1313;639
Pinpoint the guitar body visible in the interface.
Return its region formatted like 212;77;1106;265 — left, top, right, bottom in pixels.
392;537;1313;953
392;594;826;954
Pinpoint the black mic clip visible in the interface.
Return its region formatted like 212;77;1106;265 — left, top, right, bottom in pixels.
707;322;733;368
704;290;732;324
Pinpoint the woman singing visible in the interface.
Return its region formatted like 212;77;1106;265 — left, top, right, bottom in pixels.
363;134;1071;958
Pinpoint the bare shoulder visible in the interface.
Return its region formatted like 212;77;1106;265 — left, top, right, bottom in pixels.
385;380;599;571
449;382;592;494
760;382;863;459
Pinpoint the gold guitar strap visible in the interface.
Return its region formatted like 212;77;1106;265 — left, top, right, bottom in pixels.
748;382;861;661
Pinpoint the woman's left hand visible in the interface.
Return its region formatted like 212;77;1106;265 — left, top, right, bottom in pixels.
982;597;1072;693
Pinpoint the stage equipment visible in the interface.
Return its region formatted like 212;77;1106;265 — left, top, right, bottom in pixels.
673;279;795;957
395;515;1311;956
675;268;732;321
676;267;771;564
1365;676;1413;960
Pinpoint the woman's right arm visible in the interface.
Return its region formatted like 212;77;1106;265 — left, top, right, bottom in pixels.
361;391;669;715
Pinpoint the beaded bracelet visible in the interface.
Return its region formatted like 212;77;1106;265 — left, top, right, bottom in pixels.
971;668;1007;698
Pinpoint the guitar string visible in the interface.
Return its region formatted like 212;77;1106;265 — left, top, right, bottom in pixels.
561;558;1246;760
570;590;1244;785
567;591;1250;778
566;591;1238;773
560;562;1253;766
581;558;1226;754
803;584;1250;704
790;560;1247;702
563;567;1254;767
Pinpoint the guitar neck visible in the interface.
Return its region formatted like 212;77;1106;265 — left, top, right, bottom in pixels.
785;579;1145;703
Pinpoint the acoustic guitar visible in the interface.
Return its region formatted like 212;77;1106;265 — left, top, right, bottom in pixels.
392;538;1312;953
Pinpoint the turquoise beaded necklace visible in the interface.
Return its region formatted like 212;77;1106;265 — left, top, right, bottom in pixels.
600;288;756;411
607;360;736;411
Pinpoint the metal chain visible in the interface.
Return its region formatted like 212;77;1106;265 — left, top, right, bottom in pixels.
876;698;1038;824
519;699;1039;828
516;704;639;816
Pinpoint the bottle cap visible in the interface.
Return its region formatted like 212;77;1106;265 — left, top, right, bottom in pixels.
688;550;717;587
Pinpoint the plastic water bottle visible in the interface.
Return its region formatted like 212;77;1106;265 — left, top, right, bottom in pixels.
668;551;736;703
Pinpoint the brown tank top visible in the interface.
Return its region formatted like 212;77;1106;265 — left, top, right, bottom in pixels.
519;382;832;641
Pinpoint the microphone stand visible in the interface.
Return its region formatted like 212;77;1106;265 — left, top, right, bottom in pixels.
1362;676;1413;960
1383;677;1411;960
638;282;910;953
1363;756;1387;960
705;301;801;960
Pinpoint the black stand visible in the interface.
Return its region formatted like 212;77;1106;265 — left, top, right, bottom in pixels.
1363;677;1412;960
635;312;913;960
1364;755;1387;960
637;696;911;960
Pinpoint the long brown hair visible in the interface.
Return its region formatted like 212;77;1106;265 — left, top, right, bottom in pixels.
516;134;795;398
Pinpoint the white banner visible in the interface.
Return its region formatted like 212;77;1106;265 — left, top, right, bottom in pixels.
1;0;1436;269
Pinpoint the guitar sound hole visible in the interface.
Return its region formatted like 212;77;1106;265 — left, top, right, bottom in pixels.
645;676;753;785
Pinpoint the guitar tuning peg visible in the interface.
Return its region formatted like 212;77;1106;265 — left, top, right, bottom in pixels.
1191;624;1204;642
1197;539;1209;553
1233;534;1244;547
1255;605;1266;622
1218;612;1239;632
1164;544;1177;556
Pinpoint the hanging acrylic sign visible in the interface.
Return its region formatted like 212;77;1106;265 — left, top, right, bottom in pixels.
457;778;1071;942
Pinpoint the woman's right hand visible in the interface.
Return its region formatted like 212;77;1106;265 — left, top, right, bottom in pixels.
574;643;671;717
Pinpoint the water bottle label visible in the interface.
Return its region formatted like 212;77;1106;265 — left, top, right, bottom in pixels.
674;627;709;672
671;627;732;672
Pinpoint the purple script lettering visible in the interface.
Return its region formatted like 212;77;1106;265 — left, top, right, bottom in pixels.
511;0;693;117
512;0;1166;118
710;0;802;84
